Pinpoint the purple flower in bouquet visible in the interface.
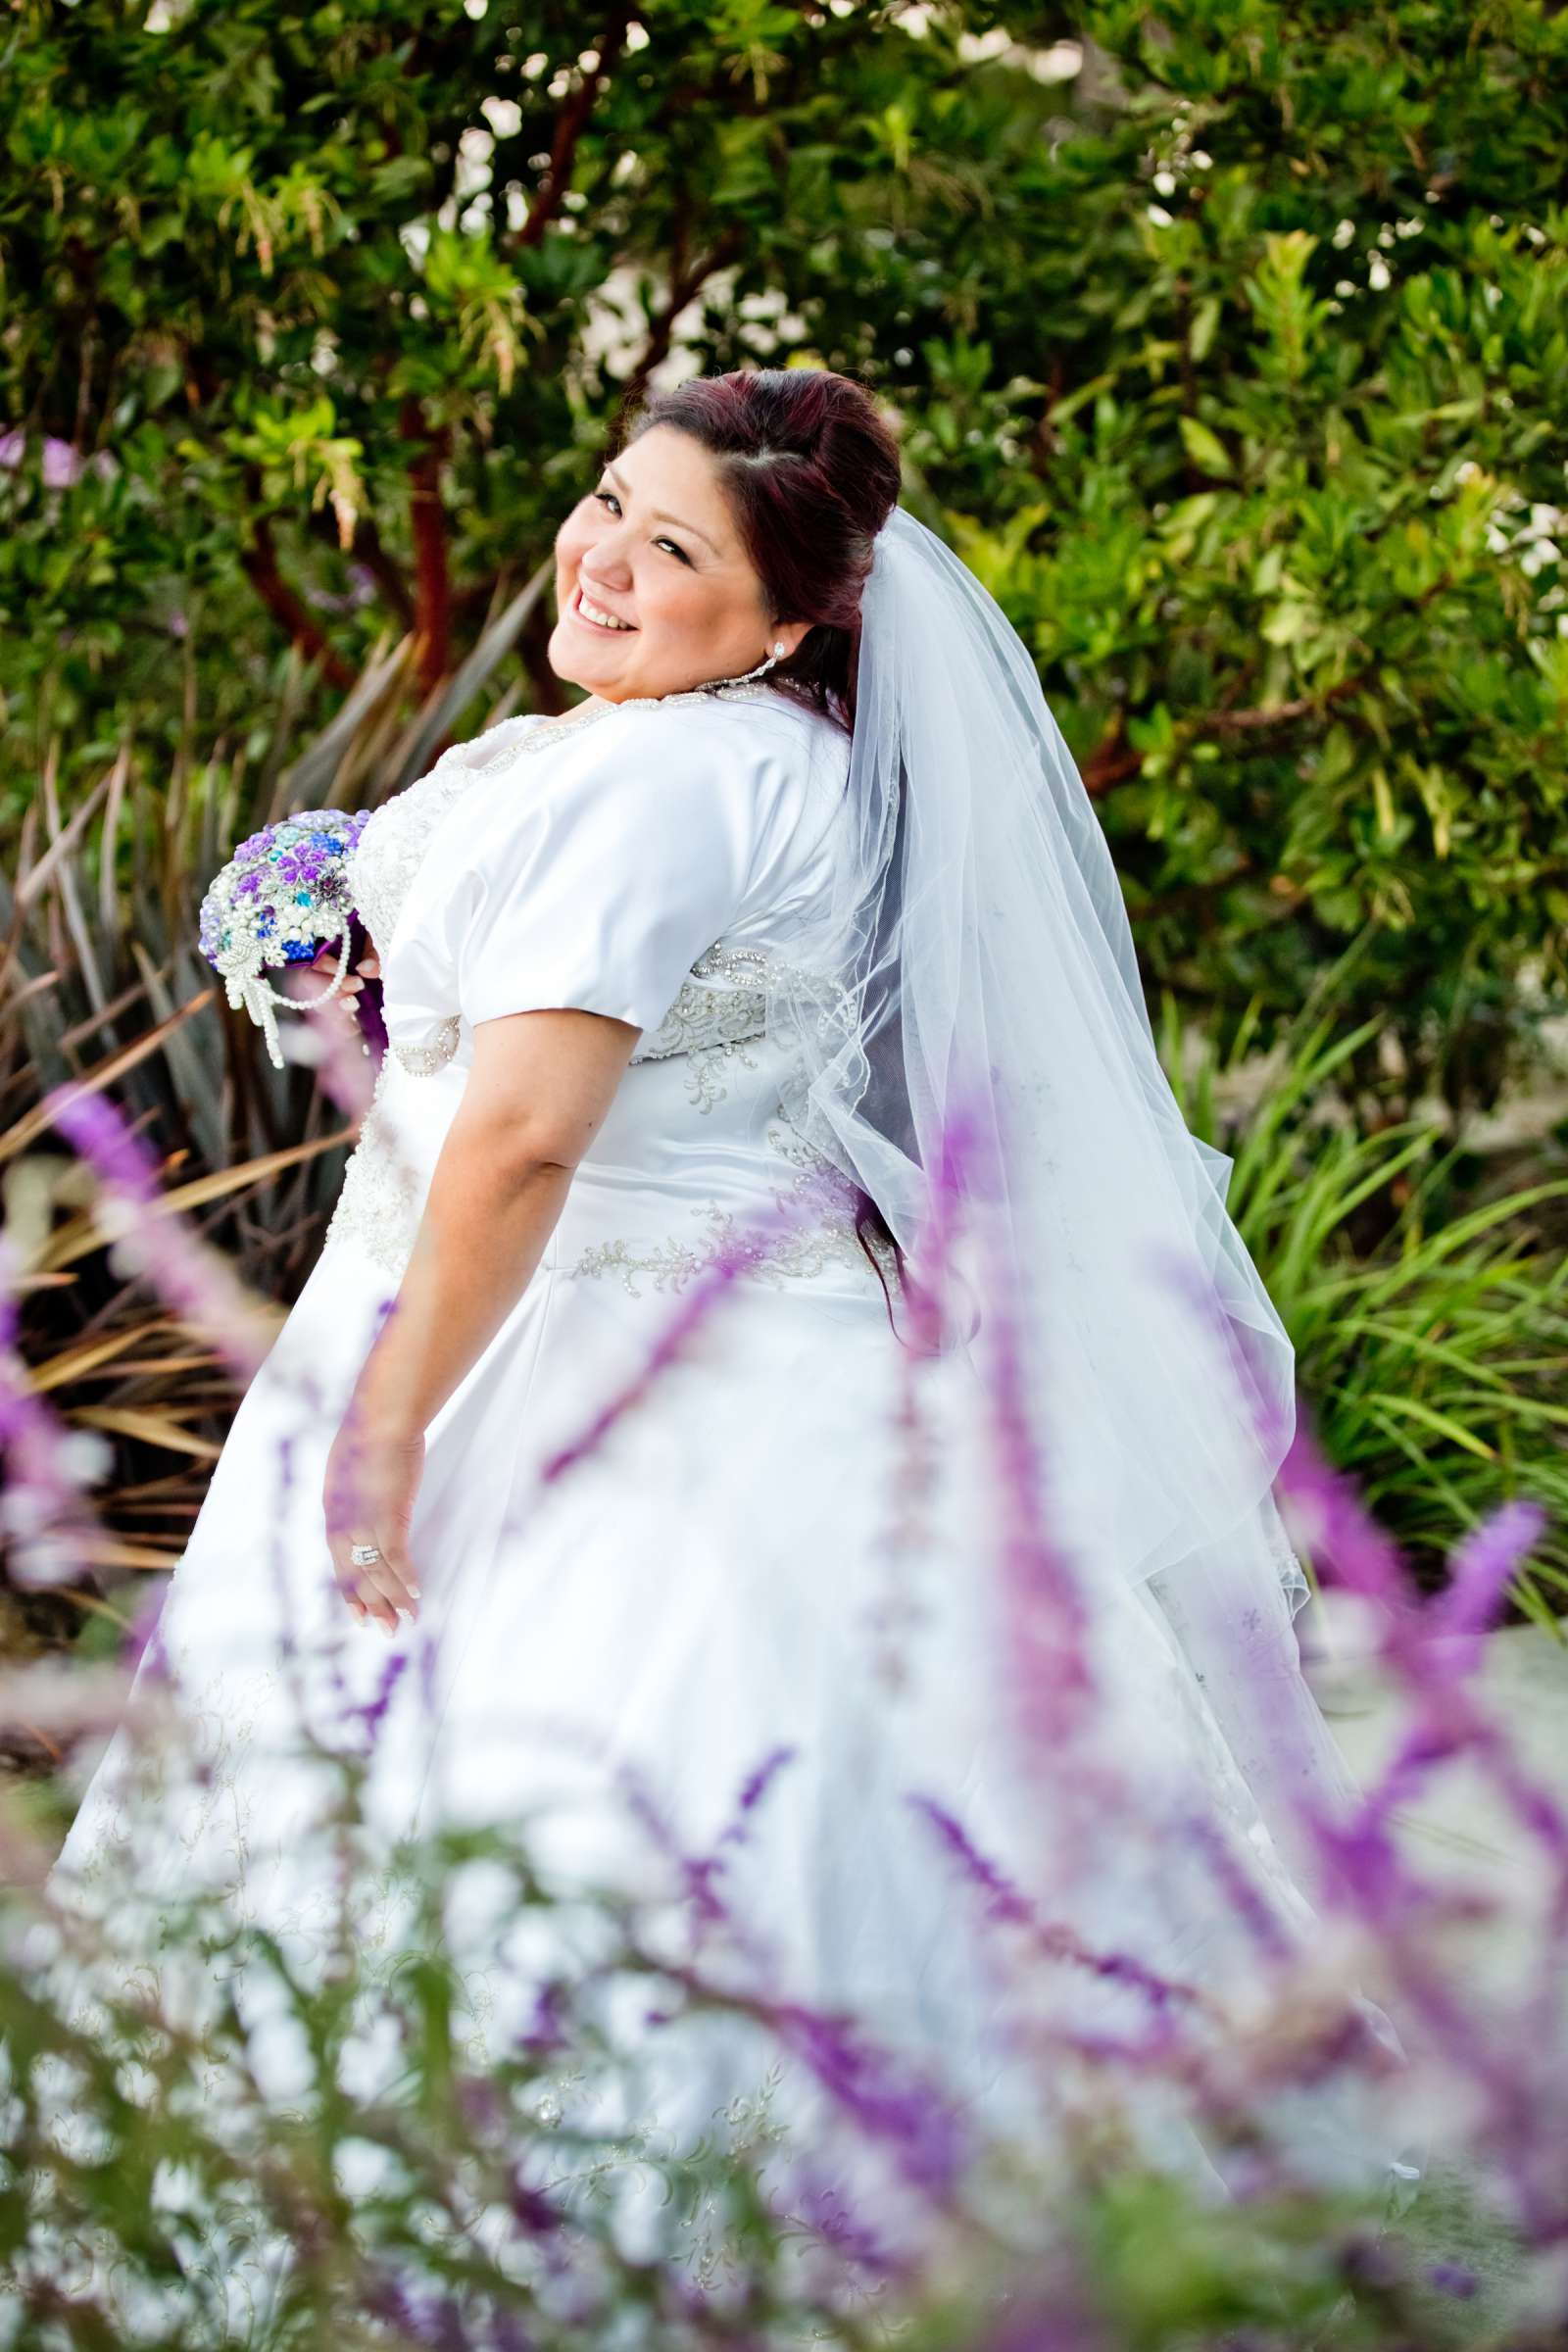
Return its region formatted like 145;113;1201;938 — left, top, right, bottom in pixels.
198;808;373;1069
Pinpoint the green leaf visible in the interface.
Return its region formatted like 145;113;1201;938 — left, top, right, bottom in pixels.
1178;416;1234;477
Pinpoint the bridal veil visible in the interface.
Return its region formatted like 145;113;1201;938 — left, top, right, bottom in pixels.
769;505;1365;1899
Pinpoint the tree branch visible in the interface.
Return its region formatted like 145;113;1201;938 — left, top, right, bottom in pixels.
614;224;746;420
305;505;415;628
240;512;357;695
401;396;454;699
514;8;635;251
1082;710;1138;798
1082;673;1366;796
1195;673;1365;733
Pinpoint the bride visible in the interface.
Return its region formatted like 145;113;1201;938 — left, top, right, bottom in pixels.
44;366;1417;2236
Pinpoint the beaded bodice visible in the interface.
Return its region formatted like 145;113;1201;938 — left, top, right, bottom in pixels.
348;694;776;1068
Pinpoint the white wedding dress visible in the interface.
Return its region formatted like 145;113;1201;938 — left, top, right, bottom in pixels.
45;682;1416;2251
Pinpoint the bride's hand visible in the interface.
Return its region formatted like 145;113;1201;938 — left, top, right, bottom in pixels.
306;944;380;1013
323;1403;423;1633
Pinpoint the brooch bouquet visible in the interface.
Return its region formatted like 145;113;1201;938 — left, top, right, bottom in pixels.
199;810;372;1069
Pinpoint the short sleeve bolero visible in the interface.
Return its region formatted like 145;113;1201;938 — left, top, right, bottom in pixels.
371;692;851;1065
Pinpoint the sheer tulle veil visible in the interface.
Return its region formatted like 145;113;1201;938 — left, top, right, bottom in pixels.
771;503;1367;1900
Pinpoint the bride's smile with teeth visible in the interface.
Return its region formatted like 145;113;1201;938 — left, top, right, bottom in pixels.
574;587;636;631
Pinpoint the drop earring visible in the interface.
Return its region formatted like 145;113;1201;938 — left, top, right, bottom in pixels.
706;639;789;693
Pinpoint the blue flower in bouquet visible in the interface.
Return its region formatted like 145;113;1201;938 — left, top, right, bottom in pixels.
199;809;373;1069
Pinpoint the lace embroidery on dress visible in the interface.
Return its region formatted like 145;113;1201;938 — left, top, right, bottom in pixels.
634;957;769;1067
322;1064;423;1278
347;715;544;956
63;1669;287;1903
40;1665;448;2081
683;1031;763;1113
567;1121;892;1298
634;944;771;1110
388;1014;460;1076
320;941;849;1280
50;1663;400;1983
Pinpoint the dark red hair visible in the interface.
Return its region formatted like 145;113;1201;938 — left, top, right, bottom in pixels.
615;368;902;735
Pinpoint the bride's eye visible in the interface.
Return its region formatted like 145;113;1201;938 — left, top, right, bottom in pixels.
591;487;691;564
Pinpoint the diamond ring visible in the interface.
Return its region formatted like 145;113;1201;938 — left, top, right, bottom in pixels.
349;1542;383;1568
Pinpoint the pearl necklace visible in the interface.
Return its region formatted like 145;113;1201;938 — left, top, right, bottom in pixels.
518;678;780;758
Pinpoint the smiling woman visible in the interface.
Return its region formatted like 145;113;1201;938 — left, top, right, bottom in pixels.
548;371;900;730
549;428;810;702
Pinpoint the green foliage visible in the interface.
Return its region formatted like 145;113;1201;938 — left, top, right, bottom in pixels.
5;0;1567;1098
1161;993;1568;1625
904;0;1568;1100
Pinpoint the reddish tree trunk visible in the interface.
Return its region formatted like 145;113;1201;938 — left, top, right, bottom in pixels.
402;397;453;701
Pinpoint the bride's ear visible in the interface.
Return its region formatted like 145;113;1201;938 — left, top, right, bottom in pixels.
775;618;812;661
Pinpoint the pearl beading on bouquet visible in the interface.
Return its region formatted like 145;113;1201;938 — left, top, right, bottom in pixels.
198;809;373;1069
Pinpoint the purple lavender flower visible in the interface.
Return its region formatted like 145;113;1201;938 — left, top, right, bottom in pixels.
0;1239;110;1589
342;1649;410;1755
766;1998;968;2197
909;1791;1200;2015
43;1083;273;1388
0;430;95;489
721;1744;799;1845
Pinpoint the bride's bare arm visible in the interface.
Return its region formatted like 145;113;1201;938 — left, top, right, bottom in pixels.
365;1004;638;1425
322;1008;638;1628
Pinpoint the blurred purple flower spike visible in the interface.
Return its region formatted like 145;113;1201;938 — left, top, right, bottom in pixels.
43;1083;273;1389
